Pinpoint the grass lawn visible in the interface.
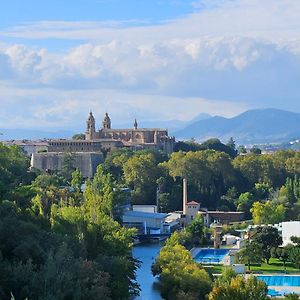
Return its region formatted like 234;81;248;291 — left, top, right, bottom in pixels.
250;258;300;274
203;258;300;275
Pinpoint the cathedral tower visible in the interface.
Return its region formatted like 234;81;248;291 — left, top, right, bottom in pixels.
86;111;96;140
102;113;111;129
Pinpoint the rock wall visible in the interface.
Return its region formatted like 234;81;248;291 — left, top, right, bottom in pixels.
31;152;104;178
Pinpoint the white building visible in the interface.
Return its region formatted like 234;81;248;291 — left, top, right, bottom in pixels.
122;210;168;235
245;221;300;247
132;205;157;213
279;221;300;246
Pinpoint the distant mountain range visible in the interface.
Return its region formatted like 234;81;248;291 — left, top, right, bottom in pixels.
1;109;300;145
0;129;74;141
174;108;300;145
115;113;212;131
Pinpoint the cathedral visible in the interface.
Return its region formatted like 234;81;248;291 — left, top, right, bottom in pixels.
48;112;175;154
32;112;175;177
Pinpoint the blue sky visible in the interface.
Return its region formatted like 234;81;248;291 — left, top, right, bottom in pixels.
0;0;300;130
0;0;195;27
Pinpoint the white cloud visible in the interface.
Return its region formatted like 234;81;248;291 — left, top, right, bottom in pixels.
2;0;300;47
0;86;248;130
0;0;300;129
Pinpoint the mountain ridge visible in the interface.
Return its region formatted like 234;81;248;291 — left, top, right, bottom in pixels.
174;108;300;145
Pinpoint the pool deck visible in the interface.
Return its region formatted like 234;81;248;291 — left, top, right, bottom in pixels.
268;285;300;294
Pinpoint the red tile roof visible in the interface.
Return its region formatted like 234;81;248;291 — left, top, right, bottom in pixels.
186;201;199;205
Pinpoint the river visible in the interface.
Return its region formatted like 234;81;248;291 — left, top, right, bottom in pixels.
133;242;163;300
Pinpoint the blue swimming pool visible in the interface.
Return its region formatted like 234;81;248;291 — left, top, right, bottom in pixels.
194;248;229;264
257;275;300;287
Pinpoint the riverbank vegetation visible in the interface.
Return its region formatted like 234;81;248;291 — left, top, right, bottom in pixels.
0;144;139;299
2;138;300;298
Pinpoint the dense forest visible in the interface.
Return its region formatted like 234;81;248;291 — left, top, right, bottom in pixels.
1;138;300;299
0;143;138;300
105;138;300;223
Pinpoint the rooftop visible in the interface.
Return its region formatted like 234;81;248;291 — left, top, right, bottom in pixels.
187;201;200;205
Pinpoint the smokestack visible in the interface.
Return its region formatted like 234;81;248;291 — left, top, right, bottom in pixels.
183;178;187;215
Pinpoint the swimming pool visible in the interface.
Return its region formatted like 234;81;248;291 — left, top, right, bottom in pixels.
257;275;300;287
257;276;300;297
194;248;229;264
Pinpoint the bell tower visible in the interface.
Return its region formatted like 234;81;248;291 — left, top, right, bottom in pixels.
86;111;96;140
102;112;111;129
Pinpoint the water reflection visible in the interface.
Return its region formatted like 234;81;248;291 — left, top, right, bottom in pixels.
133;242;163;300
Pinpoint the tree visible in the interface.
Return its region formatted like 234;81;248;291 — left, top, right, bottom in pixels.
283;293;300;300
252;226;282;264
271;247;290;271
236;192;254;218
72;133;85;140
186;215;206;246
237;240;263;270
250;147;262;155
60;153;75;182
201;138;237;158
0;143;32;199
291;236;300;246
208;274;268;300
123;152;161;205
152;243;211;300
238;145;247;154
251;201;286;225
289;246;300;269
226;137;236;151
71;169;84;193
161;150;236;208
83;165;127;219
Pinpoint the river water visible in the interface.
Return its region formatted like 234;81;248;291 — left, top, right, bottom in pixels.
133;242;163;300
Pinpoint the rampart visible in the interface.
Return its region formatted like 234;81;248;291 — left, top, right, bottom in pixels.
31;152;104;178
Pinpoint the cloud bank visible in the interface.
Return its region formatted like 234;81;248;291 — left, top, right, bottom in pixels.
0;0;300;130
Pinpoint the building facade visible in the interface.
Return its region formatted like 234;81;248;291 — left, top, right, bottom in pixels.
31;112;175;177
48;112;175;154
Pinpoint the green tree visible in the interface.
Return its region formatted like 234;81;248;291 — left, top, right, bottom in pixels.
226;137;236;151
251;201;286;225
237;240;263;270
123;152;161;204
208;274;268;300
252;226;282;264
152;243;211;300
201;138;237;158
72;133;85;140
236;192;254;218
0;143;32;199
283;293;300;300
289;246;300;269
186;215;206;246
238;145;247;154
71;169;84;193
250;147;262;155
60;153;75;182
271;247;290;271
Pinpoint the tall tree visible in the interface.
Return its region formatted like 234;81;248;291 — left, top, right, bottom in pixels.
252;226;282;264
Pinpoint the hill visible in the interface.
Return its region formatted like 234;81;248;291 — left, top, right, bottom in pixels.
0;129;74;141
174;109;300;145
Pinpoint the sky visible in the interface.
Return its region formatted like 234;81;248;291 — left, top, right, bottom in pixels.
0;0;300;130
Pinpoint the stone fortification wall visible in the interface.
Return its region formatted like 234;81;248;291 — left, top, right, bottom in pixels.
31;152;104;178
